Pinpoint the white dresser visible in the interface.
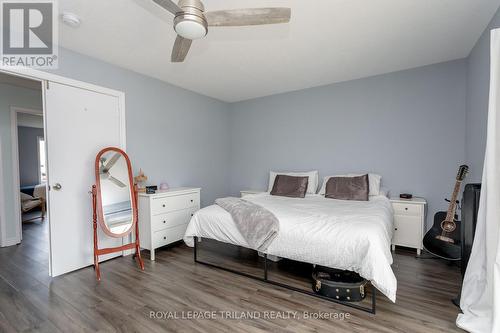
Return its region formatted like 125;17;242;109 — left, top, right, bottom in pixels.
390;197;427;255
138;187;200;260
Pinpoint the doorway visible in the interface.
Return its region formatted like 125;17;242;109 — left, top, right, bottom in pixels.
0;67;126;278
13;108;47;238
0;73;49;271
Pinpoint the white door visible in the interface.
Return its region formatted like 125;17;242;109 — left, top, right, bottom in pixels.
45;81;126;276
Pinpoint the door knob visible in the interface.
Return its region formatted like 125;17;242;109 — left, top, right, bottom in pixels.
52;183;62;190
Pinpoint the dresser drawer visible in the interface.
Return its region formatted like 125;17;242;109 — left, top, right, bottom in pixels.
153;224;189;248
151;208;197;232
392;203;421;216
393;215;421;247
151;192;199;215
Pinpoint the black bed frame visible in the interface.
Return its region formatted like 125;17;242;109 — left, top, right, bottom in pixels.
193;236;377;314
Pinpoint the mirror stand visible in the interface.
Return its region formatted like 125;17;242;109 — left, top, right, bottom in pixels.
91;184;144;280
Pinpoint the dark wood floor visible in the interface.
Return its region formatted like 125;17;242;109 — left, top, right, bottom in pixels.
0;221;464;332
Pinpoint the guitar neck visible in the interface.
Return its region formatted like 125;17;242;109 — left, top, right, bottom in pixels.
445;180;462;221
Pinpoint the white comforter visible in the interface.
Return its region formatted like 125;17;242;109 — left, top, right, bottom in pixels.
184;193;397;302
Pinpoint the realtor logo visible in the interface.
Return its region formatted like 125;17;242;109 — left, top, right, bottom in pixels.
1;0;58;68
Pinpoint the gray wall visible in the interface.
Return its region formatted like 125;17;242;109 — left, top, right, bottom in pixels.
0;84;43;242
465;7;500;182
17;126;44;187
229;60;467;229
49;48;231;208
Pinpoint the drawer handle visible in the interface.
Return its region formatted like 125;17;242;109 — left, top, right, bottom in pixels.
405;207;408;210
162;204;166;208
395;228;398;231
191;213;194;217
190;199;193;202
163;220;166;224
163;236;166;240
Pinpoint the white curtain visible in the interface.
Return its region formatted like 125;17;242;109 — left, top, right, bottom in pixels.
456;28;500;333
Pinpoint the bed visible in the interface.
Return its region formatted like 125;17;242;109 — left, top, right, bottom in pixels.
184;192;397;304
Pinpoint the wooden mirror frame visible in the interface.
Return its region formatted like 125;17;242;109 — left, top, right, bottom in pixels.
91;147;144;280
94;147;136;238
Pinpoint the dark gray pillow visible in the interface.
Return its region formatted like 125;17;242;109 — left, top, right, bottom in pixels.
325;175;369;201
270;175;309;198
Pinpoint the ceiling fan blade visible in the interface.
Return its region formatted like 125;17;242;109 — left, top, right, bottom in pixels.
171;35;192;62
205;8;291;27
104;153;121;171
108;175;127;188
152;0;182;16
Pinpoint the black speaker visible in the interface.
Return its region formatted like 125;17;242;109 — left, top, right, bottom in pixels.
454;183;481;307
461;183;481;276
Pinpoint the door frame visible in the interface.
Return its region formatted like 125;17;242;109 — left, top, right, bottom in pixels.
0;66;126;277
0;138;6;246
10;106;44;245
36;135;45;184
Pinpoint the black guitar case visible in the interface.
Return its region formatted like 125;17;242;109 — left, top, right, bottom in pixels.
312;266;367;302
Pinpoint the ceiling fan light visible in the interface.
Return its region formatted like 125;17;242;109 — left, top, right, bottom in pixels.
174;20;207;40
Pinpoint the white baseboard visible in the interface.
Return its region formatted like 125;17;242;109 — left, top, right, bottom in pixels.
1;237;20;247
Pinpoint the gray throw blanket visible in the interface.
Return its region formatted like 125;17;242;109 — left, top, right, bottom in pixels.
215;197;279;251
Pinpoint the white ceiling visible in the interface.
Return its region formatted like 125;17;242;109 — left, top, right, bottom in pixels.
58;0;500;102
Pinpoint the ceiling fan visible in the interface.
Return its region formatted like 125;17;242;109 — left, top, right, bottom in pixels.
99;154;126;188
152;0;291;62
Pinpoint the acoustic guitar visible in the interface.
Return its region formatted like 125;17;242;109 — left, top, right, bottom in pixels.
423;165;469;261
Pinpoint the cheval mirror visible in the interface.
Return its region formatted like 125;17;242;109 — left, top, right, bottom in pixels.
91;147;144;280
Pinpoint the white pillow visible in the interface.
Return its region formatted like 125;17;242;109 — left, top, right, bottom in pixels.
318;173;382;196
268;171;319;195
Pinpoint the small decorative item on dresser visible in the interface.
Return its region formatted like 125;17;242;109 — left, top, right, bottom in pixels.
134;169;148;193
146;186;157;194
159;182;169;190
399;193;413;199
390;197;427;255
138;187;201;260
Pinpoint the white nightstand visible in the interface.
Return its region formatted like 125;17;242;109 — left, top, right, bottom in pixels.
240;190;265;197
390;197;427;255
